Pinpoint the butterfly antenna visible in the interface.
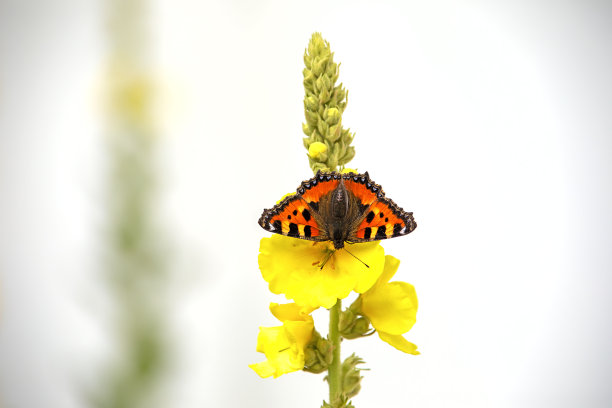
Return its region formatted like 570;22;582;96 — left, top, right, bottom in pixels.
343;248;370;268
320;250;335;270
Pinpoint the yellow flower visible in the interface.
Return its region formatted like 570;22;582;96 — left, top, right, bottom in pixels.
308;141;327;159
259;235;385;309
361;255;419;354
250;303;316;378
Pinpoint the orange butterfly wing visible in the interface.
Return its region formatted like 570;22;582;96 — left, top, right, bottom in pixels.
341;172;417;242
258;173;343;241
351;197;416;241
258;194;324;240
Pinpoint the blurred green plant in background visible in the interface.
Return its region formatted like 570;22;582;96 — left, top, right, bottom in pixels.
92;0;172;407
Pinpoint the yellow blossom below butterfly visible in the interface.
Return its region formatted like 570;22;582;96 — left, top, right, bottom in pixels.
258;235;385;309
361;255;419;354
250;303;316;378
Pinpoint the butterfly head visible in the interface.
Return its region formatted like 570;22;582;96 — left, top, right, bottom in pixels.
332;235;345;249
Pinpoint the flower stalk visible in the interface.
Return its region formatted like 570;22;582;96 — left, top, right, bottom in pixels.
327;299;342;405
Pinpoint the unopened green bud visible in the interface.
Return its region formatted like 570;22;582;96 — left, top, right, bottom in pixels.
339;296;374;339
325;61;337;77
317;118;328;137
304;109;319;126
340;146;355;165
352;318;370;336
303;54;312;70
327;124;341;143
315;77;325;92
325;108;340;125
342;354;367;400
319;87;330;104
305;95;318;111
312;162;330;173
321;74;332;91
313;57;328;76
304;331;333;374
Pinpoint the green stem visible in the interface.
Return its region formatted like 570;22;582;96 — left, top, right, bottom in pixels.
328;299;342;404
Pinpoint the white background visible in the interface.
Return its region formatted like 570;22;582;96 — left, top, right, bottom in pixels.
1;1;611;407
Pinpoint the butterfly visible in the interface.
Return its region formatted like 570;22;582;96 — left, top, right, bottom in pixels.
258;171;417;250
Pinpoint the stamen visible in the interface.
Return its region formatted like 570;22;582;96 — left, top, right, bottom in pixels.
320;250;335;270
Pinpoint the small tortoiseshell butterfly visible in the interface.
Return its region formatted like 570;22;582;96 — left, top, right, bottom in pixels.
259;171;417;249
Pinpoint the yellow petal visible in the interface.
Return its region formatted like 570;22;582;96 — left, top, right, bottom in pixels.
376;255;400;286
378;331;420;355
284;320;314;349
250;319;313;378
341;168;358;174
249;361;277;378
259;235;385;309
255;326;287;354
276;192;295;204
270;303;316;322
362;280;417;335
335;242;386;294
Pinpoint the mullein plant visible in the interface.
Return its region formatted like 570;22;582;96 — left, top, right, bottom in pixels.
251;33;419;408
92;0;170;407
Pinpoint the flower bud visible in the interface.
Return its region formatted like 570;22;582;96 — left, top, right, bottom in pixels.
342;354;366;400
325;61;337;77
321;74;332;91
317;119;328;137
305;95;318;111
327;124;341;142
303;331;333;374
304;109;319;126
313;56;328;76
315;77;325;92
325;107;340;125
308;142;328;160
319;87;331;104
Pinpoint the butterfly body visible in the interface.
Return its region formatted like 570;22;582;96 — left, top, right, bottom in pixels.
259;171;417;249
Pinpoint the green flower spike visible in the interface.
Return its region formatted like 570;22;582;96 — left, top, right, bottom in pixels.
303;32;356;174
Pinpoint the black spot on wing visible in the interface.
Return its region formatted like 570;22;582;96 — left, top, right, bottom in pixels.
366;211;375;223
375;226;387;239
288;223;299;237
304;225;312;237
363;227;372;239
393;223;403;237
273;220;282;232
302;208;311;222
309;201;319;212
